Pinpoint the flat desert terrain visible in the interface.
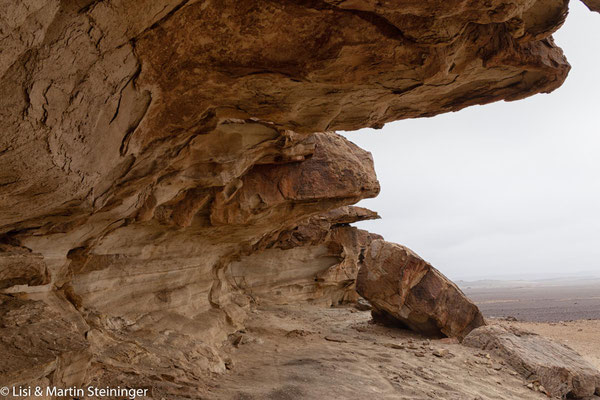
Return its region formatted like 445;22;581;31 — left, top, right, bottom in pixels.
462;278;600;370
462;279;600;322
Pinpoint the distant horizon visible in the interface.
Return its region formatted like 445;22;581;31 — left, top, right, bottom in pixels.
343;2;600;282
454;270;600;283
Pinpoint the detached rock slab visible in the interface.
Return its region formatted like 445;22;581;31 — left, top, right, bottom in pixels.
356;240;484;340
464;325;600;399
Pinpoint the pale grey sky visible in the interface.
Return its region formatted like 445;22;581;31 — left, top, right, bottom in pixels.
342;1;600;281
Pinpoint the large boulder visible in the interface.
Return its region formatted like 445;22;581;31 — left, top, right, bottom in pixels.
356;240;485;340
464;325;600;399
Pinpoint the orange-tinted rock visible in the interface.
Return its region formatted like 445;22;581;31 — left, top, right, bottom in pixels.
356;240;485;340
0;0;570;232
210;133;379;226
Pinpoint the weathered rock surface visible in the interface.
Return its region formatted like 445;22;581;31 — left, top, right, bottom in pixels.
0;294;90;390
229;206;381;305
0;0;577;395
1;205;381;397
464;325;600;399
0;0;571;233
356;240;485;340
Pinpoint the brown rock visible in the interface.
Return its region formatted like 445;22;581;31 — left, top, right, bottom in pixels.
227;205;381;306
285;329;316;338
464;325;600;399
581;0;600;12
324;335;348;343
439;337;460;345
0;245;50;290
356;240;485;340
0;0;578;393
210;133;379;226
0;0;570;233
433;349;450;358
0;295;90;388
385;343;406;350
354;298;373;311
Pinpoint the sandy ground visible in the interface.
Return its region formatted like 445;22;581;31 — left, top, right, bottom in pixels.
493;318;600;370
204;304;552;400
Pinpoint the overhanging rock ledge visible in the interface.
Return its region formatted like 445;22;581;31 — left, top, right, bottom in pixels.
0;0;579;395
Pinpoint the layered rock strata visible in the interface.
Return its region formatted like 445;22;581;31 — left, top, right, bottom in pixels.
228;206;381;306
0;133;380;394
0;0;580;395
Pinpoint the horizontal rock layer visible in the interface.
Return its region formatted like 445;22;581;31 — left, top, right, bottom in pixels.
0;0;583;395
229;206;381;305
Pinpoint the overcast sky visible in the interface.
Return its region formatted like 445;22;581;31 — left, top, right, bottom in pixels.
342;1;600;281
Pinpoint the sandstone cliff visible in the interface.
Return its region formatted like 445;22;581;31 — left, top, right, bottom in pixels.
0;0;586;396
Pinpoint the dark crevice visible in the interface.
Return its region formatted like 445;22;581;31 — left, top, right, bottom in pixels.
392;83;424;95
132;0;191;41
119;89;152;156
285;0;418;44
109;65;142;124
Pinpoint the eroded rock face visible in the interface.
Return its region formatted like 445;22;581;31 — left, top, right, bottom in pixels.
356;240;485;340
0;0;576;394
0;0;571;232
0;294;90;389
229;206;381;305
464;325;600;399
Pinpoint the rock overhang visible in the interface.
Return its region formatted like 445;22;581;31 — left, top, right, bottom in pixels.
0;0;591;395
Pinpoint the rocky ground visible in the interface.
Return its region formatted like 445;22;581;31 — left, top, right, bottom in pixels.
496;319;600;371
203;304;566;400
463;280;600;370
